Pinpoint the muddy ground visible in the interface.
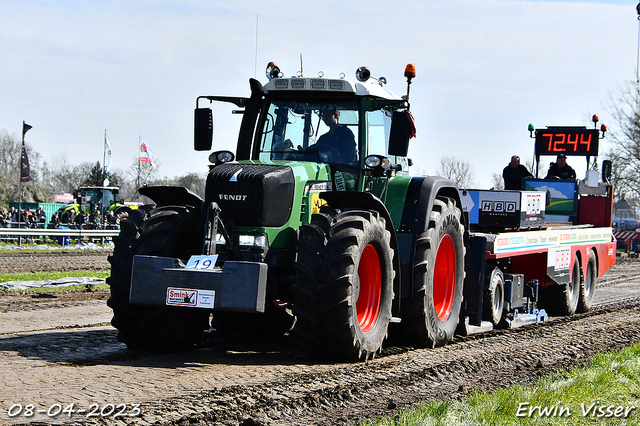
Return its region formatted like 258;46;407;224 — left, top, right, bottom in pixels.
0;250;111;275
0;252;639;425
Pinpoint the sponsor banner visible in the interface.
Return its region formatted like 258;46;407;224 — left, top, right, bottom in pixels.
493;227;613;255
54;193;74;203
166;287;215;309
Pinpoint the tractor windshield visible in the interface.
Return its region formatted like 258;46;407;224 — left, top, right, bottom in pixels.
258;100;359;167
80;188;117;212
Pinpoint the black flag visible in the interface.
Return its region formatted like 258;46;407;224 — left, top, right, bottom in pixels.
22;121;32;138
21;122;32;182
21;142;31;182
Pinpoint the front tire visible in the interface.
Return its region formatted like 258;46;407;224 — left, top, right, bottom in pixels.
401;197;465;348
107;205;210;351
293;208;394;361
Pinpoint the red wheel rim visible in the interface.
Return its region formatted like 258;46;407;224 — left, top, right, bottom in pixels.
357;244;382;333
433;234;456;321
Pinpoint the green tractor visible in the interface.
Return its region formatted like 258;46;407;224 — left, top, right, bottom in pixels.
107;63;467;361
58;186;129;224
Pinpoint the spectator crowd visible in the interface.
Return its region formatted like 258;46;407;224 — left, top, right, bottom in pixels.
0;206;121;229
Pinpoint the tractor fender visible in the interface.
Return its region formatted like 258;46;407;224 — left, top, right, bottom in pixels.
400;176;467;233
320;191;402;312
139;186;204;209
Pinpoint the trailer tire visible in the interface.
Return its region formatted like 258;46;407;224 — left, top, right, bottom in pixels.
401;197;465;348
107;205;210;351
554;253;581;316
483;267;504;326
293;207;394;361
577;250;597;313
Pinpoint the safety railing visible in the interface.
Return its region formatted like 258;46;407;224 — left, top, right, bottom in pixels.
0;227;120;246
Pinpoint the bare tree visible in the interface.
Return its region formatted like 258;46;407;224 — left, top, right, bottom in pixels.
0;129;43;203
604;79;640;200
435;155;476;188
491;173;504;190
124;157;160;202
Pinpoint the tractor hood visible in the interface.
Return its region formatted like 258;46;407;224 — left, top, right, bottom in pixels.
204;162;332;228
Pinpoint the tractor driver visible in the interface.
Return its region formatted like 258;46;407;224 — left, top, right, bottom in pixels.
310;105;358;165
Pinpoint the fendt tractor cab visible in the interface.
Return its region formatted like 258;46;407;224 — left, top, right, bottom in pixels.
58;186;128;224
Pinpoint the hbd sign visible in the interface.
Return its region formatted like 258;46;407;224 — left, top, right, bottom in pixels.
481;200;517;214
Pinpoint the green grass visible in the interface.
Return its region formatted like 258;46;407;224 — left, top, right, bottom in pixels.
0;270;110;283
361;344;640;426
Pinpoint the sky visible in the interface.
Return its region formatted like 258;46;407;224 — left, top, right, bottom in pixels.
1;0;639;188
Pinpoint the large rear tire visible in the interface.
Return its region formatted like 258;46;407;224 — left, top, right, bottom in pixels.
293;208;394;361
577;250;597;313
400;197;465;348
107;205;210;351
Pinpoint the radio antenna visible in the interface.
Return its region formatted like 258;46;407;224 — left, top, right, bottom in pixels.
299;53;303;77
254;14;259;79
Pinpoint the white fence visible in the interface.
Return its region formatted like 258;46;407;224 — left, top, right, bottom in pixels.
0;227;120;245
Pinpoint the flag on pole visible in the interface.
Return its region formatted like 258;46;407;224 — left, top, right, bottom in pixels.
104;130;112;179
22;122;32;138
21;122;32;182
139;136;156;169
21;142;31;182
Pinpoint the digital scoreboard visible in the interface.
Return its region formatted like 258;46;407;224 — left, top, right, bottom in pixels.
534;127;599;157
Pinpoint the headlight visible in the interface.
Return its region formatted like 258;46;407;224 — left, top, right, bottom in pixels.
364;155;391;169
238;234;267;247
209;150;235;164
365;155;381;168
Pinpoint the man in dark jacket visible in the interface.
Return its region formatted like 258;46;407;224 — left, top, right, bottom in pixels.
313;106;358;165
503;155;533;190
546;154;576;180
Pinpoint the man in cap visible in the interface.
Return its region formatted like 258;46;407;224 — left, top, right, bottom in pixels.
502;155;533;190
546;154;576;179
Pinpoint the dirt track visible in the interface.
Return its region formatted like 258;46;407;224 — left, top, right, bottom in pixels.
0;250;110;275
0;252;639;425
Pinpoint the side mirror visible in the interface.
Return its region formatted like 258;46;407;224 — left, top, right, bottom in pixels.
194;108;213;151
388;111;413;157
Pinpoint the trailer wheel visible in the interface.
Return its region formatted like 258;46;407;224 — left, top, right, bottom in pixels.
483;267;504;326
554;253;581;316
107;205;210;351
401;197;465;348
577;250;597;313
293;208;394;361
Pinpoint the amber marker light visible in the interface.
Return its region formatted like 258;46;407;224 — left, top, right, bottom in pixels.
404;64;416;79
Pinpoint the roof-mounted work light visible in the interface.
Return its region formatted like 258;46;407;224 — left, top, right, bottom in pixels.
266;62;281;81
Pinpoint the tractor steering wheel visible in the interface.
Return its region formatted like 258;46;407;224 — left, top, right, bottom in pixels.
306;143;341;161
